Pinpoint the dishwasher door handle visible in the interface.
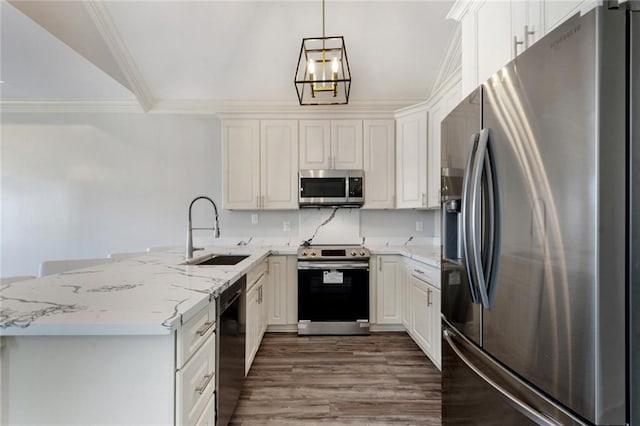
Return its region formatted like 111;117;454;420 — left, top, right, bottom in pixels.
221;289;242;312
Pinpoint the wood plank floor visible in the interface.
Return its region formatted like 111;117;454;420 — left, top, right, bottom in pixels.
230;332;441;425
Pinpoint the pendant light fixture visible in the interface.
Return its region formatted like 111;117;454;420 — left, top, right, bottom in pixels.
294;0;351;105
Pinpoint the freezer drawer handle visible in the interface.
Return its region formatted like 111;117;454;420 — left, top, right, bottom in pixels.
443;330;561;426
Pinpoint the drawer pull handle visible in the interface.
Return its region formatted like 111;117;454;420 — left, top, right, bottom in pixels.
414;269;425;275
196;321;214;337
196;373;214;395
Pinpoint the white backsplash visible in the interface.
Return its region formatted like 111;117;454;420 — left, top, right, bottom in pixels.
298;208;361;245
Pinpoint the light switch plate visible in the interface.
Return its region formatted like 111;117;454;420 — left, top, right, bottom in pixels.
416;221;423;232
283;221;290;231
251;214;258;225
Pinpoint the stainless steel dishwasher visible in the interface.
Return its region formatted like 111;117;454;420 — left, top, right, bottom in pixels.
216;275;246;426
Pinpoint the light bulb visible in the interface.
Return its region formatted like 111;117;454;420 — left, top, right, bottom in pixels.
332;58;339;74
308;59;316;75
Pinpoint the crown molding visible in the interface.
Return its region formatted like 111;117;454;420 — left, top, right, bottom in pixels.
446;0;483;21
83;1;155;112
0;99;143;114
153;99;419;119
0;98;418;117
430;25;461;96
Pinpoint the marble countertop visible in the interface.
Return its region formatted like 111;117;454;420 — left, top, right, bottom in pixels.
367;245;441;268
0;246;294;336
0;243;438;337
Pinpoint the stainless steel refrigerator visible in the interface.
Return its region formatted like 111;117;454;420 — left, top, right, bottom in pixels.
440;4;639;425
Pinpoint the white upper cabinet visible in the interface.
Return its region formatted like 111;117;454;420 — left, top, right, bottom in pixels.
476;1;513;86
331;120;363;170
544;1;598;33
426;83;462;209
223;119;298;210
363;120;395;209
511;0;543;55
395;107;428;209
260;120;299;210
223;120;260;210
299;120;331;169
451;0;598;97
299;120;363;170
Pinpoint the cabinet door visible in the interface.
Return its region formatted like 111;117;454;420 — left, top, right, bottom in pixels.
260;120;299;210
363;120;395;209
411;275;434;356
396;110;428;208
430;286;442;369
245;284;259;375
331;120;363;170
401;261;410;329
544;0;596;34
511;0;543;54
222;120;260;210
267;256;288;325
376;256;404;324
299;120;331;169
427;86;461;209
476;0;513;84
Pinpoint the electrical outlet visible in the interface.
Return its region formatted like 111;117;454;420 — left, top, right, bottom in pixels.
251;214;258;225
283;221;291;231
416;221;424;232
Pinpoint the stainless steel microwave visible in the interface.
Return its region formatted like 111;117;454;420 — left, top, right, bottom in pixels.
299;169;364;207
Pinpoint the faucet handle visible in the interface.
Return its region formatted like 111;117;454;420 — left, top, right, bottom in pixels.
194;246;204;252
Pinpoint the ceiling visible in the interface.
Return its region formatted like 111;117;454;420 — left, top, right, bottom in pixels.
0;0;458;112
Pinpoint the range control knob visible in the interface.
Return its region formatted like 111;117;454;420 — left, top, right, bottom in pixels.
360;251;366;256
301;251;308;257
310;251;317;256
351;250;357;256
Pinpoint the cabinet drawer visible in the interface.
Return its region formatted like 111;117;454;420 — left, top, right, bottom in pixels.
194;392;216;426
247;259;268;291
409;261;440;288
176;331;216;426
177;302;216;368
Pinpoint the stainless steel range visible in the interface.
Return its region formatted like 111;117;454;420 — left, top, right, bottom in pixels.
297;245;370;335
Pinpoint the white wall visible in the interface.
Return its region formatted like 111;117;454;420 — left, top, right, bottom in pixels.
1;112;438;277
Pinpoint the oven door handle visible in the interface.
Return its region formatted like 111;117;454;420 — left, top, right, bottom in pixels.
298;262;370;270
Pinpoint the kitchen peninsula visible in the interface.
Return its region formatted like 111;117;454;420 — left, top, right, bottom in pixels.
0;246;285;425
0;243;440;425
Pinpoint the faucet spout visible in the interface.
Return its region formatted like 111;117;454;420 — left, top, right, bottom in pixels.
186;196;221;260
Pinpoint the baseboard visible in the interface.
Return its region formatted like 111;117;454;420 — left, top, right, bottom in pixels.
266;325;298;333
370;324;407;332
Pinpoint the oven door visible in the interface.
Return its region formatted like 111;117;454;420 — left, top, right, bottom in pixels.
297;261;369;322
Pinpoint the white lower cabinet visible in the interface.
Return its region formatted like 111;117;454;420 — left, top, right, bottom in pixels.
246;260;268;375
194;393;216;426
374;255;405;324
1;300;218;425
406;260;441;370
176;331;216;425
267;255;298;326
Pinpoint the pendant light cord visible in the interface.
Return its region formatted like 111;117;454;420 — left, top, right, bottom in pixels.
322;0;325;38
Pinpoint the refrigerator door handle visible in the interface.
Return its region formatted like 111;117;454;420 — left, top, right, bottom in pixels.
469;128;501;308
461;132;482;304
443;329;562;426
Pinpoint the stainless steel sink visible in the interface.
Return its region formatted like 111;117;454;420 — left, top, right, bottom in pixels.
184;254;249;266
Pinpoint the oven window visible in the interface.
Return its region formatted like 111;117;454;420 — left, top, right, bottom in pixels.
298;268;369;321
300;178;346;198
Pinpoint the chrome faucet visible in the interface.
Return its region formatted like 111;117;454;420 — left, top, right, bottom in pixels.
186;196;220;260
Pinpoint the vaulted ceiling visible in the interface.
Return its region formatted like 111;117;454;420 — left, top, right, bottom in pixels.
1;0;458;112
